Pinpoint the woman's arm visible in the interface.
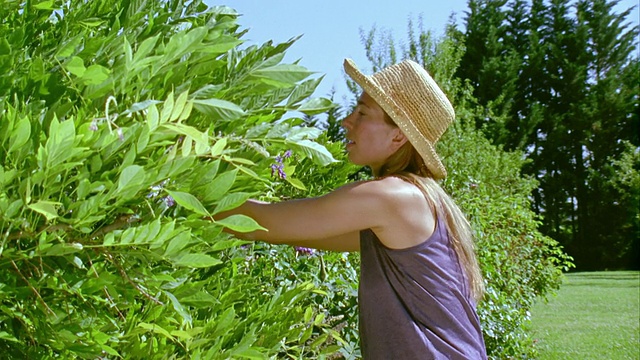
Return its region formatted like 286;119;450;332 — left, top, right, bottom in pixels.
213;180;395;251
286;233;360;252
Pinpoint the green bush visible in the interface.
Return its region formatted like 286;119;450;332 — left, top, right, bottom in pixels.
0;1;346;358
439;122;573;358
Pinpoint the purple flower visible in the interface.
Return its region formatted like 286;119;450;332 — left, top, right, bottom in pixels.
117;128;124;141
163;195;175;207
295;246;315;256
89;121;99;131
283;149;292;159
270;163;286;180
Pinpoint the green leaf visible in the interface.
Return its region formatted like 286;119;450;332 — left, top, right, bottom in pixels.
201;36;242;54
65;56;86;77
163;231;191;257
286;139;337;166
210;137;227;157
216;214;266;233
212;192;251;214
123;100;162;115
166;190;209;216
287;77;323;106
286;126;322;141
0;331;18;342
164;290;193;325
8;116;31;153
209;238;251;251
192;98;246;121
162;123;208;146
202;170;237;203
297;97;334;115
132;35;160;64
0;38;10;56
161;92;174;122
212;307;236;337
117;165;145;192
232;348;266;359
28;201;60;221
45;116;76;168
251;64;313;85
172;253;222;268
138;323;175;340
147;103;160;130
41;242;83;256
170;91;189;122
137;124;150;152
33;0;54;10
162;27;207;63
81;64;110;85
100;345;120;357
286;177;307;191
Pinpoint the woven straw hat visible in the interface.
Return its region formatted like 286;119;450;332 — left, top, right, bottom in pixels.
343;58;455;179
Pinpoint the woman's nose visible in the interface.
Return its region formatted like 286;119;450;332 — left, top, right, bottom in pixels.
342;112;354;130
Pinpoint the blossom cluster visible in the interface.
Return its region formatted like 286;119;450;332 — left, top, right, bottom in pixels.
270;150;292;179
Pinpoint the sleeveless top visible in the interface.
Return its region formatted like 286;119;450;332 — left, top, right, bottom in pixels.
359;218;487;359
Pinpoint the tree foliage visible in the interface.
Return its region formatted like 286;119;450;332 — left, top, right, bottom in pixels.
0;0;353;358
457;0;640;270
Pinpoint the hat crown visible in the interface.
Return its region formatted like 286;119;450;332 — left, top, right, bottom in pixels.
369;60;455;144
343;58;455;179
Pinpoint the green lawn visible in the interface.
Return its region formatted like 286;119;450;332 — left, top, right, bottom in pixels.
529;271;640;360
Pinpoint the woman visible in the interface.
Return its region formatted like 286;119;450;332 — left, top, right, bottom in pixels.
218;59;487;359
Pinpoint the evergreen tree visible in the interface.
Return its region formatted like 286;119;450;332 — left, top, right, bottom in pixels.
458;0;639;269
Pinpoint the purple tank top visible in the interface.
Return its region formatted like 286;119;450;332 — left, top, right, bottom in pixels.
359;218;487;359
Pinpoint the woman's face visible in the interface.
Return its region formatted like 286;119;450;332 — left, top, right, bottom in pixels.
342;92;407;174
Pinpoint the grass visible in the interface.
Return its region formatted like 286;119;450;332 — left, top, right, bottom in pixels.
529;271;640;360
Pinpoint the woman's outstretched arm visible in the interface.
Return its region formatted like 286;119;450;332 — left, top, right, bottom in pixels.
212;180;397;252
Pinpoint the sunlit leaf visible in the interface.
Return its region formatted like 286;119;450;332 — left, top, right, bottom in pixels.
117;165;145;192
27;201;60;221
212;192;251;214
65;56;86;77
210;137;227;157
297;97;334;115
166;190;209;216
55;36;82;59
286;139;337;166
172;253;222;268
192;98;246;121
33;0;54;10
202;170;237;203
216;214;266;233
251;64;313;84
8;116;31;153
81;64;110;85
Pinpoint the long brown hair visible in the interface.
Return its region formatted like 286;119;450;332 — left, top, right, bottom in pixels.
378;114;485;302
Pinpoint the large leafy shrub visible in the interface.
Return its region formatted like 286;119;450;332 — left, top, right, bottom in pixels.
0;0;350;358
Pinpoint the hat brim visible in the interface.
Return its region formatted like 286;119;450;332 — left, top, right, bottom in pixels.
344;59;447;179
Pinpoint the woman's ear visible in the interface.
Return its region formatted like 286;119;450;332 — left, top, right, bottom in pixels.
391;128;408;151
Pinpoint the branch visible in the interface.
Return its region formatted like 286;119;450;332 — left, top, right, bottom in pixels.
105;252;164;306
11;260;56;317
4;215;140;242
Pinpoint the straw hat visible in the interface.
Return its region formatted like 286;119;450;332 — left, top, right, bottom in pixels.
343;58;455;179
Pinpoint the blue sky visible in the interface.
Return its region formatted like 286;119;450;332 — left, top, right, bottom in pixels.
212;0;639;103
